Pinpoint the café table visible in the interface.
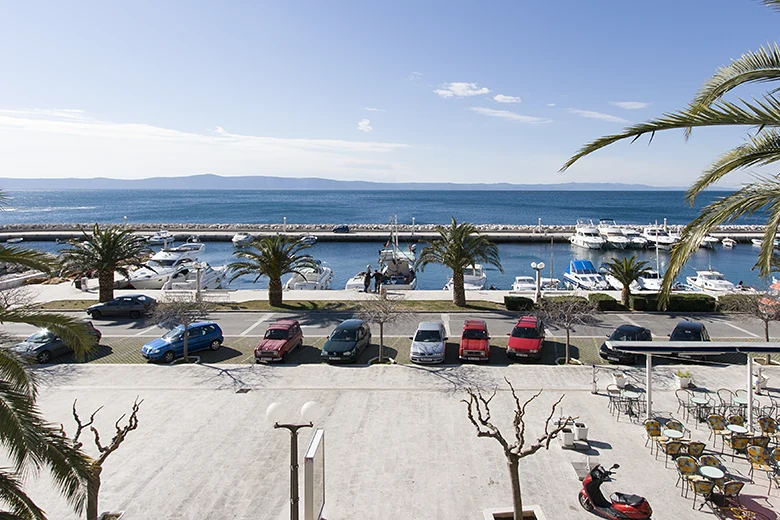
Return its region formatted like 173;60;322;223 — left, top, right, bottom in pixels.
699;465;725;480
623;390;641;418
663;428;684;440
727;424;748;434
690;396;710;423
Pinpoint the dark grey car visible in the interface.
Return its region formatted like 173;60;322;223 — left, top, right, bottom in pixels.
12;323;102;364
87;294;157;319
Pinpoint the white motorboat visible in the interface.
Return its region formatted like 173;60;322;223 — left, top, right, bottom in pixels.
569;219;606;250
129;242;205;290
6;237;23;244
751;238;779;247
722;237;737;248
284;261;333;290
511;275;561;292
377;222;417;290
147;230;173;245
562;259;609;290
636;269;663;291
444;264;487;291
621;227;648;249
701;235;720;249
232;233;253;247
162;262;228;291
345;266;374;291
298;235;317;246
685;269;736;292
642;226;678;250
597;219;630;249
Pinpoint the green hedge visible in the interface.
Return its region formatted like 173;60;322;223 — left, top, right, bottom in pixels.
587;293;626;311
631;293;717;312
543;296;589;304
504;296;535;311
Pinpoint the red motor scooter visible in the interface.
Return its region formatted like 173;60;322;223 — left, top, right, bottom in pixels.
579;464;652;519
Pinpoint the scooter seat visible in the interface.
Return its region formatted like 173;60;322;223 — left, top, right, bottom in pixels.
611;492;645;507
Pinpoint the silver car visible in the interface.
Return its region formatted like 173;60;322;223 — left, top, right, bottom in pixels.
410;321;447;364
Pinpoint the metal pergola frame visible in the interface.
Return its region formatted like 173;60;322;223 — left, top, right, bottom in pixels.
605;341;780;430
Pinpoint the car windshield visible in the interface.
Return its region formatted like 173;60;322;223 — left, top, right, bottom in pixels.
511;327;539;339
330;329;356;341
671;328;702;341
414;330;442;342
162;328;184;342
28;330;55;342
265;329;288;340
609;330;640;341
462;329;487;340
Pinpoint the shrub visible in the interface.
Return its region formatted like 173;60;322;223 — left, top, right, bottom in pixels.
716;293;744;311
543;295;589;305
631;293;717;312
504;296;535;311
587;293;626;311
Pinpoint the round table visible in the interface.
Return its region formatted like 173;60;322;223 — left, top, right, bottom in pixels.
690;397;709;405
699;466;725;480
732;396;748;405
622;391;641;417
623;391;641;400
727;424;748;434
690;397;710;422
663;428;684;439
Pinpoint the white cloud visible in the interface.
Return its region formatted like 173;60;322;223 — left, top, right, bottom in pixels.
434;82;490;98
364;107;385;112
567;108;630;123
547;103;556;107
469;107;552;124
493;94;522;104
610;101;649;110
357;119;373;132
0;109;409;180
407;71;423;81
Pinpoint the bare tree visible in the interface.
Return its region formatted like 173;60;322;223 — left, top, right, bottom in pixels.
68;398;143;520
149;294;212;363
535;296;598;364
720;291;780;364
356;291;405;363
463;379;572;520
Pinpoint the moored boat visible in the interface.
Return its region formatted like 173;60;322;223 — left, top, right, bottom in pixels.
232;233;253;247
444;264;487;291
129;242;205;289
284;260;333;290
511;275;561;292
147;230;173;245
621;227;648;249
562;259;609;290
569;219;605;250
685;269;736;291
597;219;629;249
722;237;736;248
162;262;228;291
642;225;678;250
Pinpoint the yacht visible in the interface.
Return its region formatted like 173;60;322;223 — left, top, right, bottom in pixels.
621;227;648;249
511;275;561;292
345;265;374;291
232;233;253;247
685;269;736;292
562;259;609;290
284;261;333;290
298;235;317;246
751;238;779;247
642;226;678;250
345;217;418;291
162;262;228;291
701;235;721;249
147;230;173;245
635;269;663;291
722;237;737;249
444;264;487;291
569;219;606;250
129;242;205;289
597;219;630;249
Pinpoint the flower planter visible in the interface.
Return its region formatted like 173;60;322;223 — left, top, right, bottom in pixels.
574;422;588;441
98;512;125;520
483;504;548;520
674;375;691;389
558;427;575;448
613;373;626;389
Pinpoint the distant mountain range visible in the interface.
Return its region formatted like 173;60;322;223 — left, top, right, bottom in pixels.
0;174;728;191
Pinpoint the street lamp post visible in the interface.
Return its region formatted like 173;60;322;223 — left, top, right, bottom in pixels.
531;261;545;303
266;401;323;520
194;261;206;302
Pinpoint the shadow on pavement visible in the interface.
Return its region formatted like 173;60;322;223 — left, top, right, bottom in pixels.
199;346;245;363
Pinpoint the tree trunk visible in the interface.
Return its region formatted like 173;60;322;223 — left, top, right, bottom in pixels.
565;329;571;365
621;287;630;308
183;322;189;363
378;323;384;363
86;464;102;520
98;269;114;303
765;321;771;365
507;454;522;520
268;277;283;307
452;270;466;307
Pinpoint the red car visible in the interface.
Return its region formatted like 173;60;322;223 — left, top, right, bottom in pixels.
459;320;490;362
507;316;545;360
255;320;303;363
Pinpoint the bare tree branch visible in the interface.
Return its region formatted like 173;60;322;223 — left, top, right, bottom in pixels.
70;400;102;449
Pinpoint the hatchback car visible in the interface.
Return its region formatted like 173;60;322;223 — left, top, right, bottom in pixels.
599;324;652;365
670;321;710;360
141;321;223;363
255;320;303;363
410;321;448;364
321;319;371;363
87;294;157;319
506;316;544;360
12;322;102;364
332;224;350;233
459;320;490;362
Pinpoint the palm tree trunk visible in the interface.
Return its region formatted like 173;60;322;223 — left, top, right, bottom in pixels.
621;287;630;308
565;329;571;364
379;323;384;363
507;454;523;520
183;327;189;363
98;269;114;303
268;277;283;307
452;270;466;307
86;464;102;520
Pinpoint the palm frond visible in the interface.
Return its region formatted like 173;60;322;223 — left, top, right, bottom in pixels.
561;95;780;172
764;0;780;12
227;235;316;284
0;349;35;397
603;256;650;287
0;248;55;275
0;469;47;520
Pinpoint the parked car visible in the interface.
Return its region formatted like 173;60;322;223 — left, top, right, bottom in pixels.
332;224;350;233
12;322;102;364
670;320;710;360
459;320;490;362
87;294;157;319
410;321;447;364
255;320;304;363
141;321;223;363
506;316;544;360
321;319;371;363
599;324;652;365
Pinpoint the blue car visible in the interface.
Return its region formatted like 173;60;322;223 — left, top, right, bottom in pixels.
141;321;223;363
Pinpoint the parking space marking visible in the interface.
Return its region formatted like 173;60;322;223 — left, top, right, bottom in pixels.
134;326;161;337
441;313;451;338
618;314;641;327
721;322;760;338
240;314;275;336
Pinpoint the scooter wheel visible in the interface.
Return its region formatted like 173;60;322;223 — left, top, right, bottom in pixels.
578;492;593;512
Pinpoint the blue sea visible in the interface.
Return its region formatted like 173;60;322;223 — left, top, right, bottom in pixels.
1;189;773;290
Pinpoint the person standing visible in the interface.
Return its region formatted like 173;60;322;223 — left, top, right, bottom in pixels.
363;265;372;293
373;269;383;293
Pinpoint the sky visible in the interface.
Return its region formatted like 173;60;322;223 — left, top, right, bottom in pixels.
0;0;777;187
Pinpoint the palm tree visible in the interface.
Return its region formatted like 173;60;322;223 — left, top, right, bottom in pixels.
59;224;150;302
415;218;502;307
561;0;780;304
602;256;650;308
227;235;317;307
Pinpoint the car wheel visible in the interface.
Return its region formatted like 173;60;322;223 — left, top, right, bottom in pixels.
162;351;175;363
91;310;102;319
129;310;140;319
209;340;221;351
37;350;52;364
